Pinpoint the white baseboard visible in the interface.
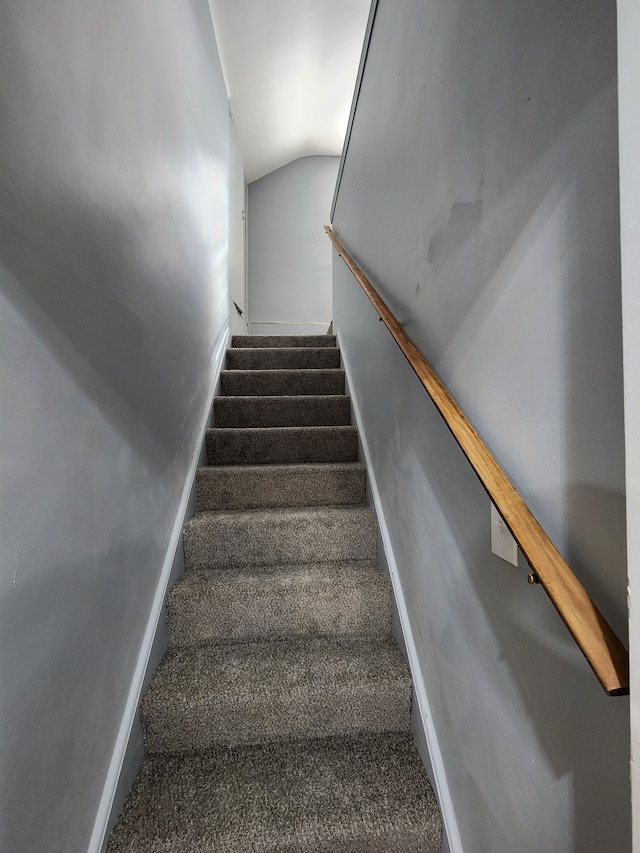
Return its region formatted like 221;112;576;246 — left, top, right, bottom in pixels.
338;335;463;853
88;325;230;853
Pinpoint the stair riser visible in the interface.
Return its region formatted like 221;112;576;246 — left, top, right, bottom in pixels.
207;427;358;465
214;395;351;428
143;686;410;754
197;464;366;511
166;565;391;648
221;370;345;396
226;348;340;370
141;641;411;754
106;734;442;853
183;508;377;571
231;335;336;348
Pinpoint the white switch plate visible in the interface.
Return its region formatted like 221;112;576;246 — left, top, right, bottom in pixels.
491;503;518;566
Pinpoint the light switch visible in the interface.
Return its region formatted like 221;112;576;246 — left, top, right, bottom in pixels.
491;503;518;566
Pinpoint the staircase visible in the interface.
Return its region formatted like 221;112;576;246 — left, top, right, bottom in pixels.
107;334;442;852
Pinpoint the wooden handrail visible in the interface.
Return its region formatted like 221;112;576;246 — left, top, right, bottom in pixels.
326;225;629;696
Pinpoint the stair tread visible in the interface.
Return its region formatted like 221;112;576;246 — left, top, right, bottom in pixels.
228;346;338;354
199;460;365;473
215;392;349;401
141;636;411;752
230;345;337;351
106;733;442;853
222;368;344;376
166;559;390;647
183;504;377;571
208;424;356;433
231;334;337;348
185;502;376;519
196;462;366;511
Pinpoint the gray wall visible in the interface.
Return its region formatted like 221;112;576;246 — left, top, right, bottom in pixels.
228;114;249;336
332;0;629;850
618;0;640;846
0;2;235;851
248;155;339;334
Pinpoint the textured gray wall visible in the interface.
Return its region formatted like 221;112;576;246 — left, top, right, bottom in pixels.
0;2;233;851
332;0;629;850
248;155;339;333
228;115;248;336
618;0;640;843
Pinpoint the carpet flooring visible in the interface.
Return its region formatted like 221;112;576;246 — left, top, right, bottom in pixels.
107;334;442;852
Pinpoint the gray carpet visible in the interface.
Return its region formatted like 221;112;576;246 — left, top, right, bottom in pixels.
107;333;442;852
214;394;351;428
183;505;377;570
207;424;359;465
231;334;337;348
196;462;366;511
226;346;341;370
166;561;391;647
107;734;442;853
221;368;345;396
141;637;412;753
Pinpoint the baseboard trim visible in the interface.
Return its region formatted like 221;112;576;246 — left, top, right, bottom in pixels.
88;325;230;853
338;334;463;853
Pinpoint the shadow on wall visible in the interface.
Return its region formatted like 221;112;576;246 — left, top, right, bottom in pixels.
351;312;631;852
0;539;145;852
0;185;220;470
0;0;231;473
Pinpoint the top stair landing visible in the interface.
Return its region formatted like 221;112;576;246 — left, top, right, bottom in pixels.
231;334;337;348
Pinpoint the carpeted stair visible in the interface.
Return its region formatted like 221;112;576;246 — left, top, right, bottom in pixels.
107;334;442;852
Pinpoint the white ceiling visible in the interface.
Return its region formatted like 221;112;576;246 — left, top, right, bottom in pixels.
207;0;371;183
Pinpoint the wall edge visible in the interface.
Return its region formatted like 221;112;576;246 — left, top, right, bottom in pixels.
330;0;380;222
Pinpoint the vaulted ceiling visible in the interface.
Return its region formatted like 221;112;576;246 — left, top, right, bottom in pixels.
207;0;371;183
